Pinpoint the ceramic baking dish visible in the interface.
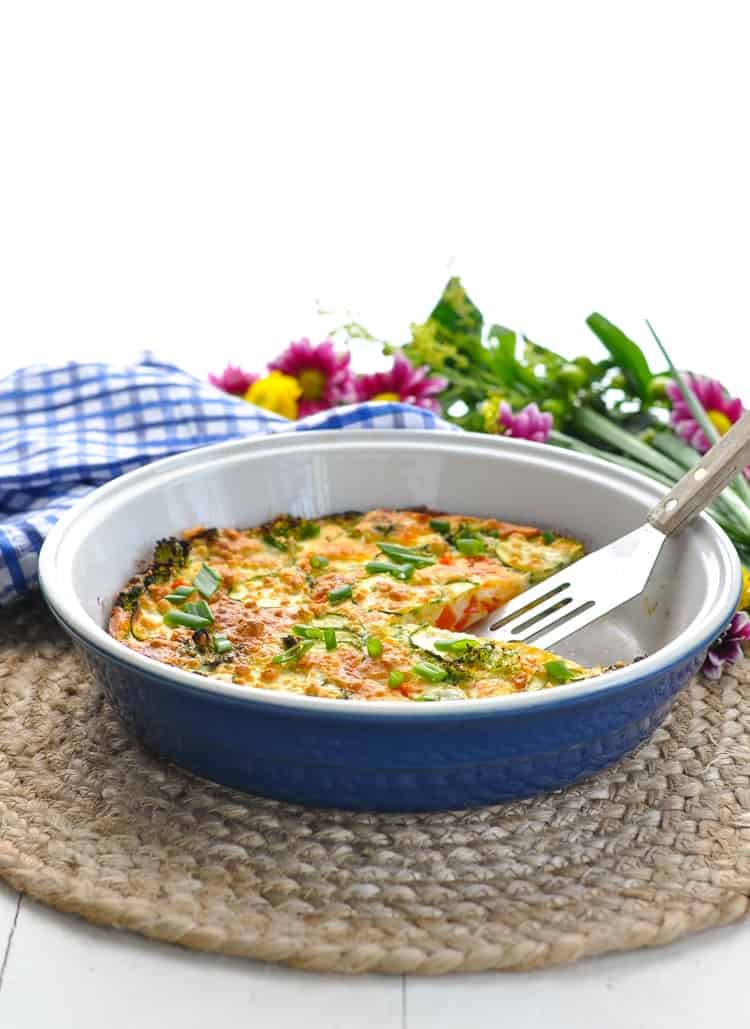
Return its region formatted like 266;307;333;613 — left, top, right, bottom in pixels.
39;430;742;811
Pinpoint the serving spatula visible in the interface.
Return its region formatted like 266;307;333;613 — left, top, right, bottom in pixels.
472;409;750;651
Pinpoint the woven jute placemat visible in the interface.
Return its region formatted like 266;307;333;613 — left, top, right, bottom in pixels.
1;597;750;974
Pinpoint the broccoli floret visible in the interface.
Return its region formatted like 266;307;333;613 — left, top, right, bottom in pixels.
117;584;143;612
149;537;190;582
153;537;189;567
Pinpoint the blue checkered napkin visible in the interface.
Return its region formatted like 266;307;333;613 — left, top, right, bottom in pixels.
0;355;455;606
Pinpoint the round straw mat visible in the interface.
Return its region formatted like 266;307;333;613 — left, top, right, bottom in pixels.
1;597;750;975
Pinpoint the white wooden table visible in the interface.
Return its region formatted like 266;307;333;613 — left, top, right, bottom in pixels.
3;882;750;1027
2;2;750;1022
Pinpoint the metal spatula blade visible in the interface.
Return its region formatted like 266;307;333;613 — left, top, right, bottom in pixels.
475;409;750;652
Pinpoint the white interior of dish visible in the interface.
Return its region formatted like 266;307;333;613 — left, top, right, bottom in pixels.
39;430;741;713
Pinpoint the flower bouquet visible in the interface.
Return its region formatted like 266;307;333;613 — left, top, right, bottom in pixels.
210;277;750;676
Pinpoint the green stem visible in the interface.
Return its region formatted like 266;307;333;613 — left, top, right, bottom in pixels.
550;430;673;484
645;319;750;511
649;431;750;536
436;364;522;397
549;430;750;543
650;430;701;469
573;407;685;479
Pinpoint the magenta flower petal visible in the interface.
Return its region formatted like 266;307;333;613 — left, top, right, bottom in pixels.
355;353;448;412
497;401;553;443
726;397;744;422
667;372;745;448
268;339;356;416
208;364;258;396
702;611;750;678
667;372;749;478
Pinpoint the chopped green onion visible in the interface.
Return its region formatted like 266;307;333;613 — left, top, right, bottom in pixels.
193;563;221;598
262;533;287;552
434;637;479;655
293;625;324;639
183;600;214;623
365;560;415;581
413;660;449;683
366;636;383;658
213;633;233;654
272;639;314;664
429;519;451;535
310;554;329;570
544;659;574;683
324;628;337;651
164;586;194;604
456;537;485;556
328;585;353;604
298;521;321;540
541;531;556;545
164;610;212;630
377;543;435;567
388;669;405;689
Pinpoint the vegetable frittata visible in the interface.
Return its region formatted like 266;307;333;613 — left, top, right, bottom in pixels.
109;509;602;701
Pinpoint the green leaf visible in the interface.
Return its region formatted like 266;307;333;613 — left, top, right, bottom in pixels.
428;277;483;338
486;328;540;391
404;277;487;374
586;313;653;401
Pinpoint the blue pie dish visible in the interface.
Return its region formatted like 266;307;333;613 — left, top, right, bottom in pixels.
39;430;741;811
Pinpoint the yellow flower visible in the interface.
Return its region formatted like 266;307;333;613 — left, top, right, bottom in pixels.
707;409;733;436
480;394;503;434
244;371;301;419
741;566;750;611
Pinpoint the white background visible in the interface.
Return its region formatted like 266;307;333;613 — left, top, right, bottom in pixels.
1;1;750;389
2;2;750;1026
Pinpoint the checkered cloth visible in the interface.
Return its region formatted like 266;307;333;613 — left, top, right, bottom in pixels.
0;355;455;606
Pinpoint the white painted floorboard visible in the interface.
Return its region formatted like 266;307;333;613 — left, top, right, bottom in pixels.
0;897;403;1029
407;920;750;1029
2;888;750;1027
4;888;750;1029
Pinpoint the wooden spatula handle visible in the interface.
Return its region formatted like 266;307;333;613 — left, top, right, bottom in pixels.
648;409;750;535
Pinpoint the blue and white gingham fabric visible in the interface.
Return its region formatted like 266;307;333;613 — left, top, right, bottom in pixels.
0;354;456;606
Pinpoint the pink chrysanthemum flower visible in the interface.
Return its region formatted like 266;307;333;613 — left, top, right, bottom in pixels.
208;364;258;396
354;353;448;413
666;373;745;451
666;373;749;480
268;339;356;416
702;611;750;680
498;401;553;443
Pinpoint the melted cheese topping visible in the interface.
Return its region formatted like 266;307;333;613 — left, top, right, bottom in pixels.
109;508;599;702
